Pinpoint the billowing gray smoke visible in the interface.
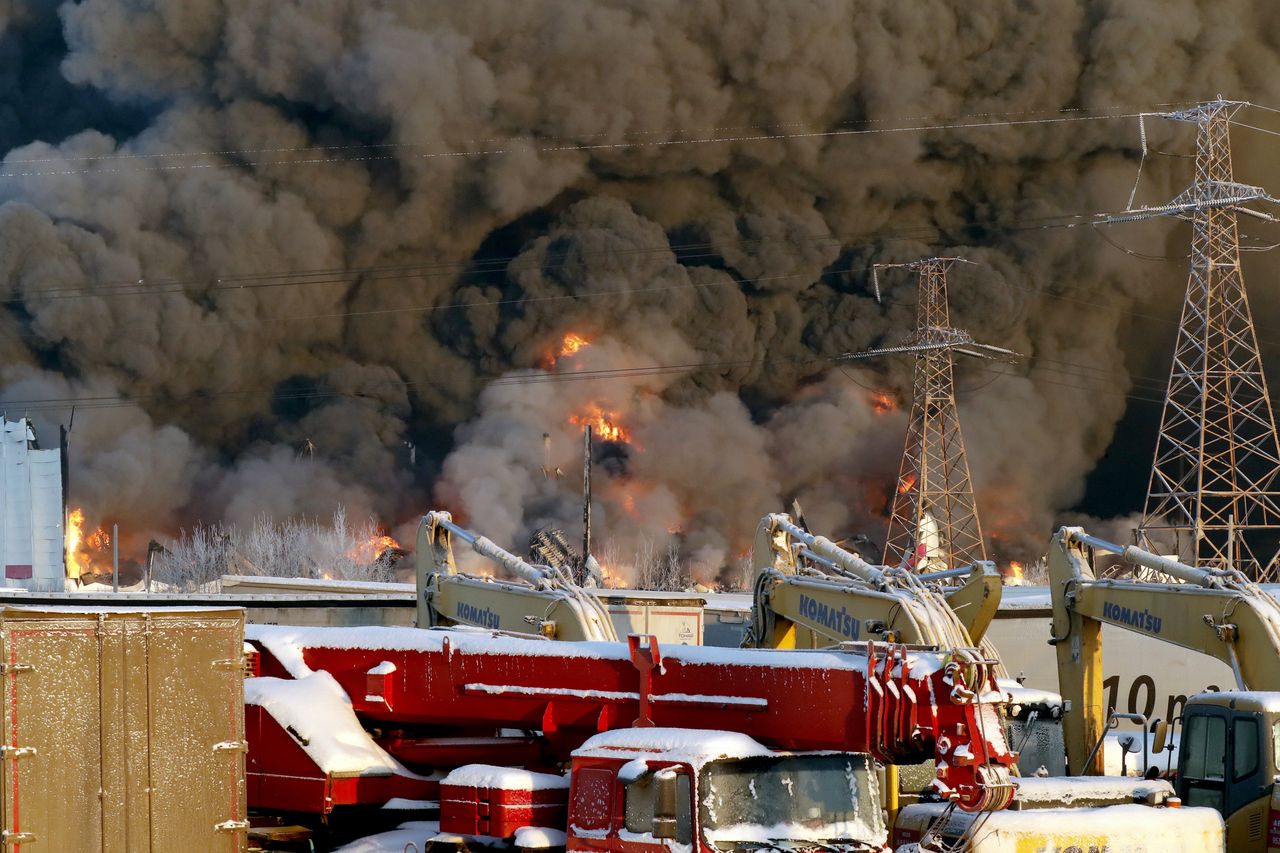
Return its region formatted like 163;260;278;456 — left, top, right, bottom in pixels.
1;0;1279;577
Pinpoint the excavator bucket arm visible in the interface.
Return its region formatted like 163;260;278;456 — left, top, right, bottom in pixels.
1049;525;1280;774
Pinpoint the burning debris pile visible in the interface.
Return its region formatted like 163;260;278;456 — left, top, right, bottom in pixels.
0;2;1277;581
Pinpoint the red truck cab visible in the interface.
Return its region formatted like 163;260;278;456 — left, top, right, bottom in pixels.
564;728;889;853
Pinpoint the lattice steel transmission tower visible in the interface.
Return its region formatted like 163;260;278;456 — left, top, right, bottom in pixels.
842;258;1017;572
1112;98;1280;578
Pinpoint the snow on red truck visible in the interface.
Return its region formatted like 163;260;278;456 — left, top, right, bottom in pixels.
244;625;1017;850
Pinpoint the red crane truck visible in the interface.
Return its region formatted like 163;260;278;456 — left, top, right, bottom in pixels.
244;625;1017;851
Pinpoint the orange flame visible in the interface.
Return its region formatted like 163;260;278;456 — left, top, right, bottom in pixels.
570;404;631;443
871;391;896;414
544;332;592;368
897;472;918;494
348;533;401;565
65;508;84;579
65;508;111;580
559;332;589;358
597;561;626;589
1005;560;1025;585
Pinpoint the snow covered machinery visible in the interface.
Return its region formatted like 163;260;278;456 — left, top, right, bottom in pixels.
745;512;1066;787
244;624;1018;850
744;512;1001;650
1049;526;1280;852
416;510;618;641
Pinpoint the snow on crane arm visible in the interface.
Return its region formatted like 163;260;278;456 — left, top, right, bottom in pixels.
244;670;426;779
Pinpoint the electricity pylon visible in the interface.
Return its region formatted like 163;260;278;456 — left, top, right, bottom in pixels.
1106;98;1280;579
841;257;1017;573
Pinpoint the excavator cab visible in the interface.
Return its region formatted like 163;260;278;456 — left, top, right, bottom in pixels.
1178;692;1280;852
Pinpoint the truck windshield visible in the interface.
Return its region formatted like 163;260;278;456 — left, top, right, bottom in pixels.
699;754;883;849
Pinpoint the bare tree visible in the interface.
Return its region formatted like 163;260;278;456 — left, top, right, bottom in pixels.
151;507;400;590
633;539;688;592
151;522;235;591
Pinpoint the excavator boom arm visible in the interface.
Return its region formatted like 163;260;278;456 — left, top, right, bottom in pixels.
1049;526;1280;773
416;511;619;642
749;512;998;649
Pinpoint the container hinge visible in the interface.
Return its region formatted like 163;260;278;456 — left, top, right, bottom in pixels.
1;830;35;845
0;746;35;760
214;820;249;833
212;740;248;753
0;665;33;676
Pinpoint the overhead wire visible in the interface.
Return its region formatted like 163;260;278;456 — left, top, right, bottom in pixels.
0;104;1187;180
10;99;1280;414
0;337;1203;415
0;206;1095;303
0;102;1186;167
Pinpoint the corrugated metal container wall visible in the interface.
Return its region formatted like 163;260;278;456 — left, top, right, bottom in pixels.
0;607;247;852
0;419;64;592
26;451;62;592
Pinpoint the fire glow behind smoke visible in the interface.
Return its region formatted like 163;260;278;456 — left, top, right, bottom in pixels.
0;2;1276;580
569;405;631;444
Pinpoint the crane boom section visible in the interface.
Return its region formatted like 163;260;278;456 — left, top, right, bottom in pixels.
249;625;1017;811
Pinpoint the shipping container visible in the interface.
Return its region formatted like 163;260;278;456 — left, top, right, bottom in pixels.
0;606;247;852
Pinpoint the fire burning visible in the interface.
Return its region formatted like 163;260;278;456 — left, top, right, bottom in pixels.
871;391;897;414
597;561;626;589
558;332;589;358
65;508;111;580
570;404;631;443
897;472;918;495
544;331;592;368
1005;560;1025;586
348;532;401;565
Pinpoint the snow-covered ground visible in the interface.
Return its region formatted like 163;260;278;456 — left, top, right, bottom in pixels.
332;821;438;853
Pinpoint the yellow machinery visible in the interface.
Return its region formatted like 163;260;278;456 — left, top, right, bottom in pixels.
745;512;1002;649
746;512;1069;787
1050;525;1280;852
415;510;618;642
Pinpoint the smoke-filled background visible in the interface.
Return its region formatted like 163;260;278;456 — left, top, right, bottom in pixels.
1;0;1279;583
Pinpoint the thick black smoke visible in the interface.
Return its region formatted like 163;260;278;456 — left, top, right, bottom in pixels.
1;1;1279;576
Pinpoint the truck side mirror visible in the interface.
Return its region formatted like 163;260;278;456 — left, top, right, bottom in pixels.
1152;720;1169;754
652;768;679;840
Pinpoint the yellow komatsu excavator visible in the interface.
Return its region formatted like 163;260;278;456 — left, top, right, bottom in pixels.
744;511;1003;649
1050;525;1280;852
746;512;1067;786
415;510;618;642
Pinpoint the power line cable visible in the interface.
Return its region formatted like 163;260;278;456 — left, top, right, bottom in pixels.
0;102;1187;167
0;106;1184;180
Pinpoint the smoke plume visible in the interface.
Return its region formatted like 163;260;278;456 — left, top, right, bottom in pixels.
1;0;1279;578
